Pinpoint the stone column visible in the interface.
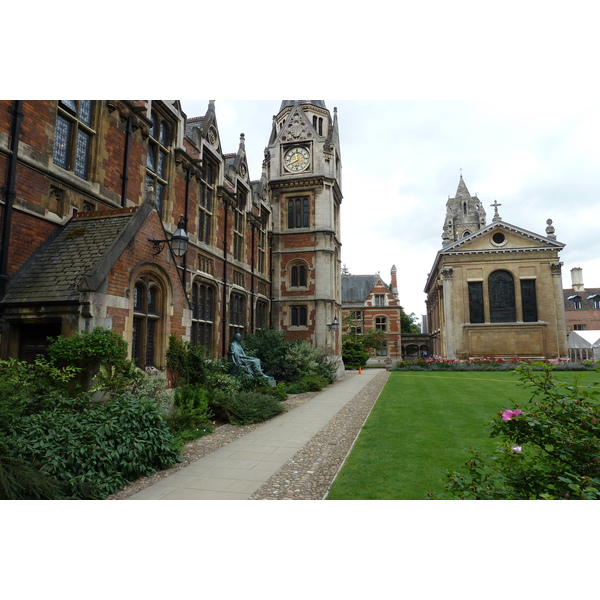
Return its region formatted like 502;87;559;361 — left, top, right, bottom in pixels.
550;261;568;358
441;267;455;359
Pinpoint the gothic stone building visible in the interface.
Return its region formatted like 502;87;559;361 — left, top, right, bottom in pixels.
0;100;342;369
424;176;568;360
341;266;402;363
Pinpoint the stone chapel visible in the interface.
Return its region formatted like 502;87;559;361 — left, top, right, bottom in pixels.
424;176;568;359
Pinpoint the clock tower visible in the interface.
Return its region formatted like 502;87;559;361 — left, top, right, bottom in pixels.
265;100;343;366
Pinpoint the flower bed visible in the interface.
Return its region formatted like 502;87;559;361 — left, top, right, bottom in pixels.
393;357;600;371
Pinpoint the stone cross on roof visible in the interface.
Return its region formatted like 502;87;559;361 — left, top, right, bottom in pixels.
491;199;502;221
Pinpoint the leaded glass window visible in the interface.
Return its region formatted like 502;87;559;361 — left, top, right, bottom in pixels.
489;270;516;323
191;281;214;350
198;158;216;245
520;280;538;322
468;282;485;324
132;276;163;369
291;306;307;327
53;101;94;180
229;293;245;342
291;263;307;287
146;110;171;218
288;197;309;229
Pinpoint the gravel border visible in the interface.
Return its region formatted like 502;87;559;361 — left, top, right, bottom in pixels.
250;370;390;500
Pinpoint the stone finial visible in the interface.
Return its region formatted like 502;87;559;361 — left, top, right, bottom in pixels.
545;218;556;239
491;200;502;221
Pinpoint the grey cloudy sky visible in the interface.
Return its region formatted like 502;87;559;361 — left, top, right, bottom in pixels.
182;99;600;319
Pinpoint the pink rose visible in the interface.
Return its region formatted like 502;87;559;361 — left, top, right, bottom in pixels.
502;409;522;421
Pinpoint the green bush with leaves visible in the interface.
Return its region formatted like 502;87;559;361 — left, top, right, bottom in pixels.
341;340;370;370
10;393;180;499
47;327;129;392
168;384;214;447
210;389;284;426
285;374;331;394
442;363;600;499
241;329;336;384
166;335;214;387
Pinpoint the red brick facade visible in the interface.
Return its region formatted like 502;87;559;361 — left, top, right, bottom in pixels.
0;100;342;370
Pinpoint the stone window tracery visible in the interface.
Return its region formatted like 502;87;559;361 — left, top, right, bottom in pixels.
53;100;95;180
132;275;164;369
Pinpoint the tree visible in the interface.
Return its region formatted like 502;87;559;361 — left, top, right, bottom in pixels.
400;308;420;333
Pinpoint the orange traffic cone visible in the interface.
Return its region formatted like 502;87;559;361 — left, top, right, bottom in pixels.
358;367;363;374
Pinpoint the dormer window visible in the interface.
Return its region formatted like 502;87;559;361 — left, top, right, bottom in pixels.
588;294;600;309
568;295;582;309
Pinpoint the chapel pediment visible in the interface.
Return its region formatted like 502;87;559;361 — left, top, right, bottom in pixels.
441;220;565;255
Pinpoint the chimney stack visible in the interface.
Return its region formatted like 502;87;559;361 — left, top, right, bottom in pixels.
391;265;398;297
571;267;585;293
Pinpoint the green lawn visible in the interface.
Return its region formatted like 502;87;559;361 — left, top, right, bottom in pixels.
326;370;600;500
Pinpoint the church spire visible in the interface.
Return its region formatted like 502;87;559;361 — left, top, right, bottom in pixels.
442;174;486;246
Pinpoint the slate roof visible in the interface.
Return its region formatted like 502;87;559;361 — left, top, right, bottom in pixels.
342;275;380;305
563;288;600;310
2;207;142;305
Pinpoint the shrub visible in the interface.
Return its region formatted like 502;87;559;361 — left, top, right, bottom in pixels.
342;340;370;370
168;385;214;447
441;363;600;499
47;328;129;392
285;374;331;394
10;393;180;499
209;390;284;426
0;454;66;500
166;335;213;387
241;329;335;385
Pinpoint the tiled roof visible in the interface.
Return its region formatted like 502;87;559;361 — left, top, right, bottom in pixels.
2;208;139;304
564;288;600;310
342;275;380;304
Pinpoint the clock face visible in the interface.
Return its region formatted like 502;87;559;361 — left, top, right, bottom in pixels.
284;147;310;173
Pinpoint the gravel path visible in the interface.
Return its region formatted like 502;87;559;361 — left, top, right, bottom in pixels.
107;370;389;500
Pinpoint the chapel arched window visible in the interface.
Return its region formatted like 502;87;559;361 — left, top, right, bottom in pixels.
489;270;516;323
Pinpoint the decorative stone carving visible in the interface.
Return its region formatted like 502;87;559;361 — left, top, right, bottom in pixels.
550;261;563;275
441;267;454;280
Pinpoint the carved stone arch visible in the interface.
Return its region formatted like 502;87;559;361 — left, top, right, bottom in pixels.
128;262;173;369
287;258;310;288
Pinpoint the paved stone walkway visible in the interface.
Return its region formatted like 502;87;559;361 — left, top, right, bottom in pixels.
127;368;387;500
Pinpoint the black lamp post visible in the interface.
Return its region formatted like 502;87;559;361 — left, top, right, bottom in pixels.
149;216;188;257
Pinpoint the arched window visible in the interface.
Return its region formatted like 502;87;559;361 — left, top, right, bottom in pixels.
489;270;516;323
191;281;215;350
132;275;164;368
290;262;308;288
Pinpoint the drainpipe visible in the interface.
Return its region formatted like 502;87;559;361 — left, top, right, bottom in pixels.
0;100;24;298
120;115;133;207
222;199;229;357
268;231;274;329
181;166;192;293
250;222;256;332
